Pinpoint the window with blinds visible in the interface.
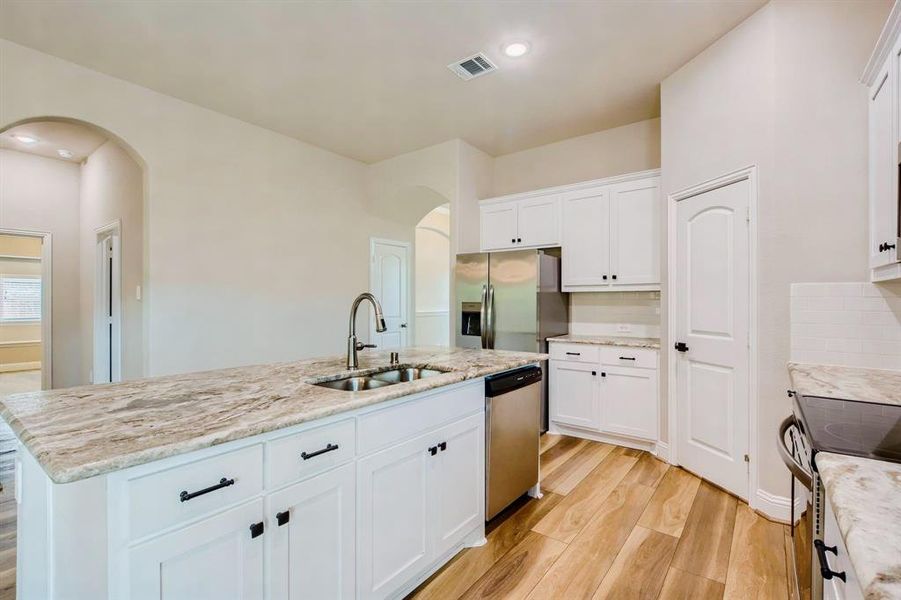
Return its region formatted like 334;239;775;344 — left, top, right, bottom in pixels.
0;276;42;322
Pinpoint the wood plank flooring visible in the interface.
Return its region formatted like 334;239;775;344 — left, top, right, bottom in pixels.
410;435;790;600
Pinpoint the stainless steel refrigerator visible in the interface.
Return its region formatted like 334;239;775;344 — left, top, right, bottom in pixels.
455;249;569;431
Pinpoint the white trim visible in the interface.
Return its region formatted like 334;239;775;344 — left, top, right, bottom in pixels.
479;168;662;205
368;237;412;346
861;0;901;85
0;228;52;390
754;488;802;525
0;255;41;261
0;361;42;373
548;423;657;453
666;165;761;509
0;339;41;347
654;441;670;463
94;220;123;384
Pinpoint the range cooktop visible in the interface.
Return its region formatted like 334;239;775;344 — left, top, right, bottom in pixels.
792;392;901;464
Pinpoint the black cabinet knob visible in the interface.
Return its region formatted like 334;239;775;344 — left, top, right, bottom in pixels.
517;238;522;243
611;275;617;280
591;371;596;376
601;372;606;377
428;446;438;456
250;521;264;539
602;275;608;280
276;511;290;527
438;441;447;452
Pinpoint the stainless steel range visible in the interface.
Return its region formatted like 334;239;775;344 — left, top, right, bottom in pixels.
779;390;901;600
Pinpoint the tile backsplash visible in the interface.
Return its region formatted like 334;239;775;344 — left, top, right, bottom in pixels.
790;282;901;370
569;291;661;338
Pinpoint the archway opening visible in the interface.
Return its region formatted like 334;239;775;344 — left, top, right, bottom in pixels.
413;204;450;346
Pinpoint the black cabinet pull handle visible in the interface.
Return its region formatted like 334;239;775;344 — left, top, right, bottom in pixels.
511;238;516;244
428;446;438;456
602;275;608;280
612;275;617;280
438;442;447;452
591;371;597;376
180;477;235;503
517;238;522;243
565;352;581;356
814;540;846;582
619;356;636;361
301;443;339;461
674;342;689;352
250;521;264;539
276;511;290;526
601;372;606;377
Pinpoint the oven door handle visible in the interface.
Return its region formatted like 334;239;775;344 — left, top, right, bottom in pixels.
778;415;812;490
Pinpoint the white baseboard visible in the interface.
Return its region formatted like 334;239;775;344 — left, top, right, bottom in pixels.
654;441;671;463
0;361;41;373
550;423;656;453
752;488;801;524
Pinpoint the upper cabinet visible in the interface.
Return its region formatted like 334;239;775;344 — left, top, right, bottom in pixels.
480;195;560;251
479;169;661;292
864;3;901;281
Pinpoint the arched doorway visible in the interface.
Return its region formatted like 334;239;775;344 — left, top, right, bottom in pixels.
413;204;451;346
0;117;146;390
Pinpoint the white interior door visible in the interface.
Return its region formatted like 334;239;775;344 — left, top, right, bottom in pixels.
94;229;121;384
675;178;750;500
370;239;409;349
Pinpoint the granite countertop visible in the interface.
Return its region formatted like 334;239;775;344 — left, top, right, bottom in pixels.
815;453;901;600
0;346;546;484
548;334;660;349
788;362;901;405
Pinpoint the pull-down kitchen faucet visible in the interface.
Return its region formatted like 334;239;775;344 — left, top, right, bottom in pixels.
347;292;387;369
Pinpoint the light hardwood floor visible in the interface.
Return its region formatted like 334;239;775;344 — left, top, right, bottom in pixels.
410;434;790;600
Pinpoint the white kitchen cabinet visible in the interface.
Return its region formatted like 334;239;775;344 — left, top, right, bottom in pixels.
480;202;519;251
599;366;658;441
610;178;661;287
561;188;611;286
549;342;659;446
357;413;484;600
557;172;660;292
128;499;265;600
549;360;601;430
823;496;864;600
864;4;901;281
268;463;355;600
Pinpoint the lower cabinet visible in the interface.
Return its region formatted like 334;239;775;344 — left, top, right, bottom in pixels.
357;413;484;600
268;463;356;600
549;361;601;430
601;366;658;440
128;499;265;600
549;344;659;443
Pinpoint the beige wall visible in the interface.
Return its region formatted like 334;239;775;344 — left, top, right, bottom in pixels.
661;0;890;500
0;149;81;386
79;139;144;382
491;118;661;197
0;39;414;376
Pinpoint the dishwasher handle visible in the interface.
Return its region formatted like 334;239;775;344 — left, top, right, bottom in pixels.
485;365;542;397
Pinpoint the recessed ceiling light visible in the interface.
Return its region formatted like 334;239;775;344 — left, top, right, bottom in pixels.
11;134;38;144
503;42;530;58
57;149;74;159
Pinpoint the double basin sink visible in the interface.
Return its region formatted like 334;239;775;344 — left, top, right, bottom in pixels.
311;366;449;392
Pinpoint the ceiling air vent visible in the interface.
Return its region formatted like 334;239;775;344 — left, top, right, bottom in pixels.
448;53;497;81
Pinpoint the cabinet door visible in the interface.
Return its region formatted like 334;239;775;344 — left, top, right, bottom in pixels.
517;196;560;248
549;360;600;430
561;188;611;288
599;366;658;441
431;413;484;559
268;463;355;600
357;433;433;600
481;203;518;251
610;178;660;286
870;64;896;268
128;499;264;600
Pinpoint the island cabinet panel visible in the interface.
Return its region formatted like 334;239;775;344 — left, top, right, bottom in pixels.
127;443;264;541
128;498;265;600
266;418;355;490
268;463;356;600
357;412;486;600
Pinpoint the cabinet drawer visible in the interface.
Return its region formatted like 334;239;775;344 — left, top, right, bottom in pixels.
599;347;657;369
549;343;599;363
358;383;483;455
267;419;355;489
127;444;263;540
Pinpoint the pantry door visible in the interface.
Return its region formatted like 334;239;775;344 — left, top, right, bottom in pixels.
370;238;410;349
674;175;751;500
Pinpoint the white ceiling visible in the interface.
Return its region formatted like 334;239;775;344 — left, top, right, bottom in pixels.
0;0;765;163
0;120;108;162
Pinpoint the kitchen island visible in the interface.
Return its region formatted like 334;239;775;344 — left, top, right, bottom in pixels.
5;346;545;600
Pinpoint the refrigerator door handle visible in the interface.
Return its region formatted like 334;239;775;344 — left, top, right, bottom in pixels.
487;284;496;349
480;285;488;349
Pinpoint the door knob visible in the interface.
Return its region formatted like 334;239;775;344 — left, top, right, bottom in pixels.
400;323;407;328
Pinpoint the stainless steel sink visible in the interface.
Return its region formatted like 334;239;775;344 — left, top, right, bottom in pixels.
313;376;393;391
311;366;449;391
370;367;446;384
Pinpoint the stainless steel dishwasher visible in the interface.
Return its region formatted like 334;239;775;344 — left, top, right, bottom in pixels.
485;365;542;520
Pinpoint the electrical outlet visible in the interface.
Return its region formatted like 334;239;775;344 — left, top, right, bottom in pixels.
616;323;632;333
